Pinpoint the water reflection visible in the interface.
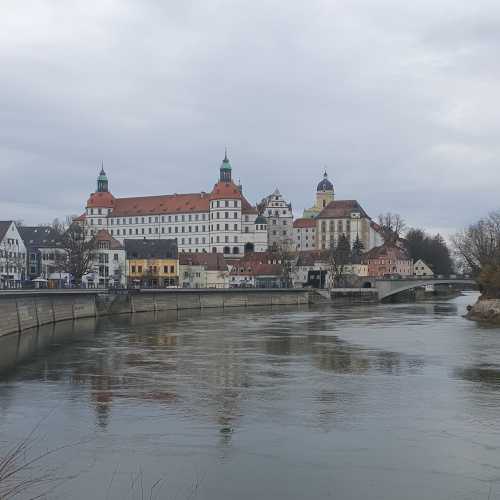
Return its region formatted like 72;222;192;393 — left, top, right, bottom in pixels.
2;294;500;500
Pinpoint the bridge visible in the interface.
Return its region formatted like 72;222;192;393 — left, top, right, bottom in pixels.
369;277;476;301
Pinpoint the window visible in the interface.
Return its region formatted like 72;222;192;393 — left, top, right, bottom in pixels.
132;265;136;273
225;224;229;231
234;224;238;231
170;265;174;273
114;254;118;261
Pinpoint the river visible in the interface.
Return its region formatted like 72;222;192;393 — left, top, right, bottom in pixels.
2;292;500;500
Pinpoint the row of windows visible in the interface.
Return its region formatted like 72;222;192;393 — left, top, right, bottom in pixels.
320;220;352;233
107;225;208;235
109;213;209;224
0;265;22;273
211;200;239;208
267;209;291;216
0;250;25;259
130;265;175;274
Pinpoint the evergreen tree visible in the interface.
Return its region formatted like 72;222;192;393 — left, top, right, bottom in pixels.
405;228;453;275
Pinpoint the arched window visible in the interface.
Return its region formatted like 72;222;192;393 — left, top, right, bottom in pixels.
223;246;231;254
233;247;239;254
212;247;217;253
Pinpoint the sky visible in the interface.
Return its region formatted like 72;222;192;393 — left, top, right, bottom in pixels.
1;0;499;237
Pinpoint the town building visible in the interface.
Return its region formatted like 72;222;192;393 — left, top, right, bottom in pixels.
79;154;267;258
292;250;329;288
413;259;434;277
125;239;178;288
18;226;65;281
303;171;335;218
362;244;413;277
316;201;383;251
83;229;126;288
0;221;27;288
259;189;293;249
179;252;229;288
293;218;316;251
228;251;288;288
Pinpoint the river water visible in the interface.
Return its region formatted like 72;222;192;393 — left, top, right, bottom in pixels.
2;293;500;500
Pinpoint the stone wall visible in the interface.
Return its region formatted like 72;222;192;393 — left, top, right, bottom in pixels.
0;292;98;337
0;289;310;338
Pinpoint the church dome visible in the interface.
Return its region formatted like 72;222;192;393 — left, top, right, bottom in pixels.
255;215;267;225
317;171;333;192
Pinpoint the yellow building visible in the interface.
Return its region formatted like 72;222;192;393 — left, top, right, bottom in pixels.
125;239;178;288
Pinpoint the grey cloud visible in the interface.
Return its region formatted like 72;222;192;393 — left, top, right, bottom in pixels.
1;0;499;237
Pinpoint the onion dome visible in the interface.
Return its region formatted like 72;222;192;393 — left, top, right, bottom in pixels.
317;171;333;192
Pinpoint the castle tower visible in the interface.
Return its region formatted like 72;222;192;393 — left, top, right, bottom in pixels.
219;150;232;183
97;163;109;193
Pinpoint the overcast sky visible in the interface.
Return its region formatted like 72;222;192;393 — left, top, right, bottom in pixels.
1;0;499;236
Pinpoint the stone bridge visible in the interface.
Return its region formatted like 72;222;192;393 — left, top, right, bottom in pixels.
369;278;476;301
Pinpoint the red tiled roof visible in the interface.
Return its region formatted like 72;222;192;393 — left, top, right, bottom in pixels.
296;250;329;266
86;191;115;208
209;181;242;201
110;193;210;216
94;229;124;249
293;218;316;229
87;187;258;217
317;200;369;219
362;244;410;262
74;213;86;222
179;252;228;271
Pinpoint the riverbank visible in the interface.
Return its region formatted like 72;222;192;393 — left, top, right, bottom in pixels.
466;296;500;325
0;288;310;337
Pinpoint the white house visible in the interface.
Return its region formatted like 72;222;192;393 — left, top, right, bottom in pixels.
414;259;434;277
83;229;126;288
0;221;27;288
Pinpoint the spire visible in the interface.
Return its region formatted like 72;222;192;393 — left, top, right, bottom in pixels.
220;149;232;182
97;162;109;193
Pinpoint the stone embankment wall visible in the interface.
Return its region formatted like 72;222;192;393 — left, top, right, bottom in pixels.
0;289;310;338
466;298;500;324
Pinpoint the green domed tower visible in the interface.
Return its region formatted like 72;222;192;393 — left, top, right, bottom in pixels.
219;150;232;182
97;162;109;192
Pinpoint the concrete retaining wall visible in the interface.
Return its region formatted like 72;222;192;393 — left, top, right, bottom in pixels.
0;289;310;338
0;292;98;337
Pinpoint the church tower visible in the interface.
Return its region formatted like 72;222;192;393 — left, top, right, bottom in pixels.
302;170;335;218
315;170;334;209
97;163;109;192
219;150;232;182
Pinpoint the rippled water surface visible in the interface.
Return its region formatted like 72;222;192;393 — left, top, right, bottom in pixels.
2;293;500;499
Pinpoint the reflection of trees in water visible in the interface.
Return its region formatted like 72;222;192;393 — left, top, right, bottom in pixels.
454;366;500;387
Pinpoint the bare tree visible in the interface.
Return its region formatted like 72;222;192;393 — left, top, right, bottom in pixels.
52;221;96;286
453;211;500;276
327;234;352;288
453;211;500;298
378;212;406;245
270;240;295;288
